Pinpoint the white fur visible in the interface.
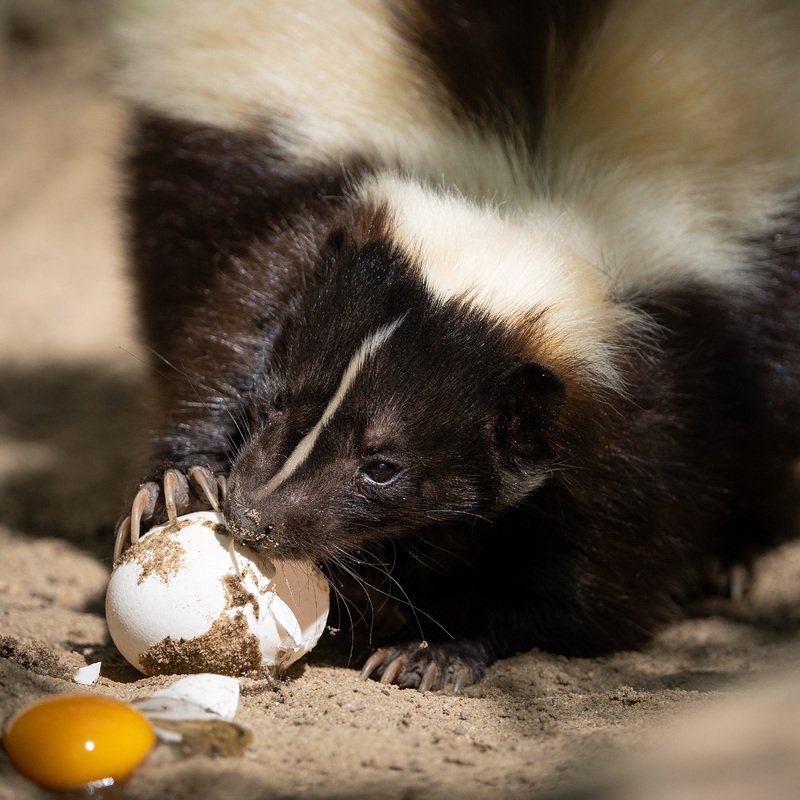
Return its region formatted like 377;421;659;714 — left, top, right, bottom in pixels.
257;316;405;497
537;0;800;295
115;0;457;168
363;175;635;388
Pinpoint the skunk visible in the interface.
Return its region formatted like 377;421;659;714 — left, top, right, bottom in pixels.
114;0;800;690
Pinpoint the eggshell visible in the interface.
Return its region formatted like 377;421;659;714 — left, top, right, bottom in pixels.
105;511;329;676
137;674;241;722
73;662;101;686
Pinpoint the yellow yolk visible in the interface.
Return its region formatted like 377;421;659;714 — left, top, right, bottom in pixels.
2;694;155;790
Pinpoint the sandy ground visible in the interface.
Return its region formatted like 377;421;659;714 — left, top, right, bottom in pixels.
2;7;800;799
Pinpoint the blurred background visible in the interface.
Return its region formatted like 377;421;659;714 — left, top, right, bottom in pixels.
0;0;147;554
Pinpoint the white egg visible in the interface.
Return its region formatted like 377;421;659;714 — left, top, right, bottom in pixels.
105;511;329;676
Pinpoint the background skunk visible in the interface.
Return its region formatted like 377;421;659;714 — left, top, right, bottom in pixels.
114;0;800;690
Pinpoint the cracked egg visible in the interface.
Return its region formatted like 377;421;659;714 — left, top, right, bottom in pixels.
105;511;329;676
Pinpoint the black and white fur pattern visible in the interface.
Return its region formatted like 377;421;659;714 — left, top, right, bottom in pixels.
114;0;800;690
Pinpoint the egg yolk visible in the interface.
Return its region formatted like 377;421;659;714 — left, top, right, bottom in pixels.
3;694;155;790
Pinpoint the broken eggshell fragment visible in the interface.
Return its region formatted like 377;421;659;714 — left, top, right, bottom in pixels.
105;511;329;676
140;673;241;721
132;673;249;750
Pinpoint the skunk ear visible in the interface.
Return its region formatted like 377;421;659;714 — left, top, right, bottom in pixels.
493;361;565;466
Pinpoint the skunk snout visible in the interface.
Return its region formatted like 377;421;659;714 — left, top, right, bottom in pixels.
225;450;324;559
225;512;272;546
223;480;274;546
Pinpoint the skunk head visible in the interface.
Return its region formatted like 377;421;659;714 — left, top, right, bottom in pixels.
224;216;566;560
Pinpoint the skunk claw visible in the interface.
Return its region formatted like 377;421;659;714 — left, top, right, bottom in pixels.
163;469;190;523
113;516;131;563
380;655;407;685
131;482;159;545
450;667;472;695
359;649;388;680
418;661;439;693
189;465;220;511
217;473;228;502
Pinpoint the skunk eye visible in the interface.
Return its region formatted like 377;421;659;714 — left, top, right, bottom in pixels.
359;461;402;486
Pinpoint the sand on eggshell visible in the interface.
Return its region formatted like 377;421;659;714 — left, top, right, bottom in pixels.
137;569;268;677
222;571;260;618
139;612;264;677
117;520;187;584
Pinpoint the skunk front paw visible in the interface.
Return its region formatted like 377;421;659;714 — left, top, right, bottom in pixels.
359;639;492;693
113;466;227;562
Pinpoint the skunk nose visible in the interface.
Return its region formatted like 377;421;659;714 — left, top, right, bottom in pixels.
223;491;272;545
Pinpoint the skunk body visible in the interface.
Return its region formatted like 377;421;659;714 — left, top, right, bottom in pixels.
117;1;800;688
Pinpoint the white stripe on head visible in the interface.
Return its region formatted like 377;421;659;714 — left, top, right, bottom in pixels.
259;315;406;498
